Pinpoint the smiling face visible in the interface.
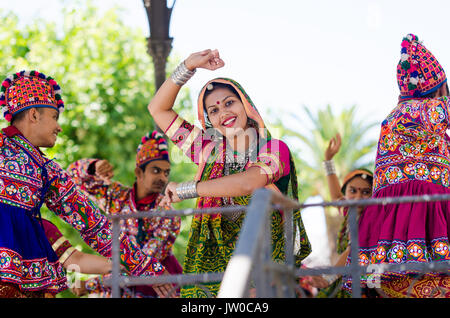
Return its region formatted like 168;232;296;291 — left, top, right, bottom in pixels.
204;86;249;138
33;107;62;148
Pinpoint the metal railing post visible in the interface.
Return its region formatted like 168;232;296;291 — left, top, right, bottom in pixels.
283;208;296;297
348;205;362;298
104;190;450;299
111;217;121;298
218;188;273;298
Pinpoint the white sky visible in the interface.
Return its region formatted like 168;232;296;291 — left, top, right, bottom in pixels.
5;0;450;137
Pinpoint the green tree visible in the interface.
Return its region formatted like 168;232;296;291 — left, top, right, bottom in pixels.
0;2;197;297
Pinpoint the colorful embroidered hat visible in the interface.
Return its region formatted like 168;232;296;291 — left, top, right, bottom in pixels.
397;34;447;100
136;130;169;168
0;70;64;122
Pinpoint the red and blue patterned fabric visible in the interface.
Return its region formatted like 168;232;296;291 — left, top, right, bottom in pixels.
372;97;450;194
397;34;447;100
0;126;165;295
67;158;182;297
136;130;169;168
0;70;64;122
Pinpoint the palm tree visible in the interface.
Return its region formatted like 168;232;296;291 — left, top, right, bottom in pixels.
270;104;378;201
268;104;379;264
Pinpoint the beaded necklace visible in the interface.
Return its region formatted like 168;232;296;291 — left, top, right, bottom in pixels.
222;138;258;221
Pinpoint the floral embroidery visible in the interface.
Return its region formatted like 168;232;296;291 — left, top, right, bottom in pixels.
414;163;429;180
359;252;370;266
389;244;407;263
0;247;66;293
409;243;424;259
375;246;387;262
0;130;166;294
428;104;446;124
0;252;11;268
30;262;42;278
386;166;403;184
430;166;441;180
374;97;450;194
432;240;450;259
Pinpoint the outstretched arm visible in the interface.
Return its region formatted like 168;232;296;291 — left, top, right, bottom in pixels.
162;166;267;205
324;133;344;201
148;49;224;132
63;250;112;275
160;139;291;205
45;162;176;297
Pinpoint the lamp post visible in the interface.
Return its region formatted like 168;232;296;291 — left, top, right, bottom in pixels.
143;0;175;133
143;0;174;90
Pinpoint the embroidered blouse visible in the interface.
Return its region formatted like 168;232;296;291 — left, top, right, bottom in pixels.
0;126;164;276
67;158;180;261
373;97;450;194
165;115;291;184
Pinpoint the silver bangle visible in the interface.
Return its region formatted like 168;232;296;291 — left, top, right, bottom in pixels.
170;61;196;86
176;180;198;200
323;160;336;176
323;274;340;284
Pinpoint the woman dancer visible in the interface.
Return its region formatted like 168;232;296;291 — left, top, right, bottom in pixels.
314;133;373;297
346;34;450;298
148;49;311;297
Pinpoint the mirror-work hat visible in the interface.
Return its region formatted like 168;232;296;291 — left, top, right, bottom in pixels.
136;130;169;168
397;34;447;100
0;70;64;122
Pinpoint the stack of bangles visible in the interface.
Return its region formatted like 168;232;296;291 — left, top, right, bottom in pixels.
323;159;336;176
323;274;340;284
170;61;196;86
176;180;199;200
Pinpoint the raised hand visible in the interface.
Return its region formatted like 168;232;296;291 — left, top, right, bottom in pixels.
324;133;342;161
184;49;225;71
159;181;181;206
94;159;114;182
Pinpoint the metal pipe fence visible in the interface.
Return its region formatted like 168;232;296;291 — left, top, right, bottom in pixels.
105;189;450;298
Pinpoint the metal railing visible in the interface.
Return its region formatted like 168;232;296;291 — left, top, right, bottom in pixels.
105;188;450;298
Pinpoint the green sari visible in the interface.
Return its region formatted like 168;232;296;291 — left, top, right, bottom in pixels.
165;78;311;297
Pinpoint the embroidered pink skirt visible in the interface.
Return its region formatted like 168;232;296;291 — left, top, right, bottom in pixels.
359;180;450;268
345;180;450;297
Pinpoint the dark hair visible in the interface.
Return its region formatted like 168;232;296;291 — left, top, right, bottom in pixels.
202;82;258;130
203;82;241;107
421;82;449;99
10;107;44;125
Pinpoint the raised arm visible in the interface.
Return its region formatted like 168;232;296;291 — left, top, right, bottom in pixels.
67;158;114;195
63;250;112;275
148;49;224;132
324;133;344;201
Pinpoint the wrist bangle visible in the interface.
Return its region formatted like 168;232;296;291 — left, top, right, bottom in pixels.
176;180;198;200
323;274;340;284
323;160;336;176
170;61;196;86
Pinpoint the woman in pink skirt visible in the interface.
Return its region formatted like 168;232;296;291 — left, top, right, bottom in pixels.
346;34;450;298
